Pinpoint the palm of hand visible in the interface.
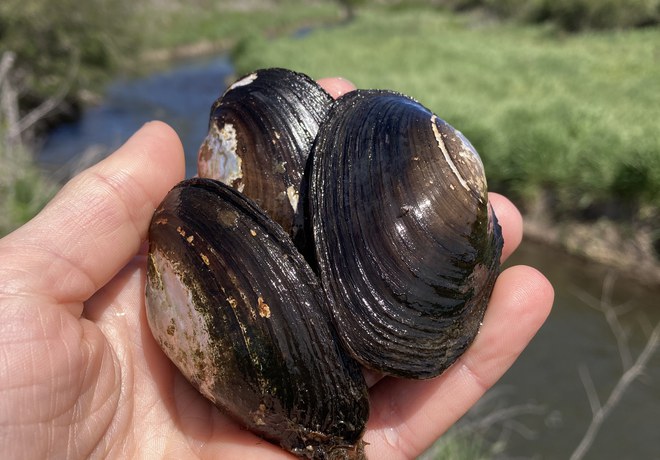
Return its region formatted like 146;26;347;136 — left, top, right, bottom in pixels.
0;109;552;459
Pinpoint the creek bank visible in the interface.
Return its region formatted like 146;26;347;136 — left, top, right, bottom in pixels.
523;210;660;287
141;39;235;64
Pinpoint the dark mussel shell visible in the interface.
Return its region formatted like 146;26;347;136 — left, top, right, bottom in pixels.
197;68;333;239
145;178;369;459
310;90;503;379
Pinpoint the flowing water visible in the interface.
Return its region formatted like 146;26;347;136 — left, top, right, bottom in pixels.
491;241;660;460
37;55;660;460
39;54;234;178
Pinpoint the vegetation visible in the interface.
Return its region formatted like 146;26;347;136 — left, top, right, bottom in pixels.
0;0;341;121
0;143;55;237
0;0;144;236
232;6;660;226
0;0;142;121
433;0;660;31
141;1;342;52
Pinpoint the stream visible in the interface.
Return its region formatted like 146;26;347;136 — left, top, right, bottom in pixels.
37;55;660;460
39;54;234;178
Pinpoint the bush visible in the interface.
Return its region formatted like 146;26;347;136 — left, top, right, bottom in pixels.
0;135;56;237
434;0;660;30
537;0;660;31
0;0;142;119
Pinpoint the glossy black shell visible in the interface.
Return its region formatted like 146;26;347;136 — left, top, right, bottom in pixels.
197;68;333;239
145;178;369;459
310;90;503;379
149;69;505;458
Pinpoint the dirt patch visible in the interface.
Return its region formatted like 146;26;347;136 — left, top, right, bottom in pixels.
523;213;660;287
142;39;235;63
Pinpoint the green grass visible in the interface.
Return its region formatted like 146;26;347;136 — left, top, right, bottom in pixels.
140;1;343;51
420;432;493;459
232;6;660;215
0;143;56;237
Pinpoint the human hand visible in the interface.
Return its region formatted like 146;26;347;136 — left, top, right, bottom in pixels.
0;79;553;459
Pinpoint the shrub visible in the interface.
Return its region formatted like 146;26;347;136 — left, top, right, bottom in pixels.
0;0;142;119
433;0;660;30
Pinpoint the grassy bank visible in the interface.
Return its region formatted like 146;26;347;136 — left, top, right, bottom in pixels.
140;1;342;54
233;7;660;212
230;5;660;278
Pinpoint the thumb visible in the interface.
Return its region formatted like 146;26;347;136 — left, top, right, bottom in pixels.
0;121;185;314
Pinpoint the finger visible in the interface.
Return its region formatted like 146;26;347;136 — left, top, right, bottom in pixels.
317;77;356;99
488;192;523;262
364;265;553;459
0;121;185;313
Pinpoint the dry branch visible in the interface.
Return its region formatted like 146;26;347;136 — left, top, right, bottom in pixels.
569;273;660;460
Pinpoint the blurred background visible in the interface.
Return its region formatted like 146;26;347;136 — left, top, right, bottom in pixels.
1;0;659;458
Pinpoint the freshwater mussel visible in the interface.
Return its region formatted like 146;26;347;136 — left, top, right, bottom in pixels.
146;178;369;458
311;90;503;378
197;68;333;242
146;68;503;458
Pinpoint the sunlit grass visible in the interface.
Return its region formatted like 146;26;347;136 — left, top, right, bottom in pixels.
232;6;660;213
141;2;343;51
0;142;56;237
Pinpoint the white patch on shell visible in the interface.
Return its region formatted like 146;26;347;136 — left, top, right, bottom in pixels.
200;122;244;192
228;72;257;90
145;250;219;403
432;116;488;203
286;185;299;212
431;115;471;192
413;197;432;221
455;128;487;197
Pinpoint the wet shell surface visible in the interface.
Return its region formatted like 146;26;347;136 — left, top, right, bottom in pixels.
146;178;369;459
147;68;504;458
310;90;503;378
197;68;333;239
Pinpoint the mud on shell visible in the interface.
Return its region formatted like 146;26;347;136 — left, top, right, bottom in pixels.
146;178;369;459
